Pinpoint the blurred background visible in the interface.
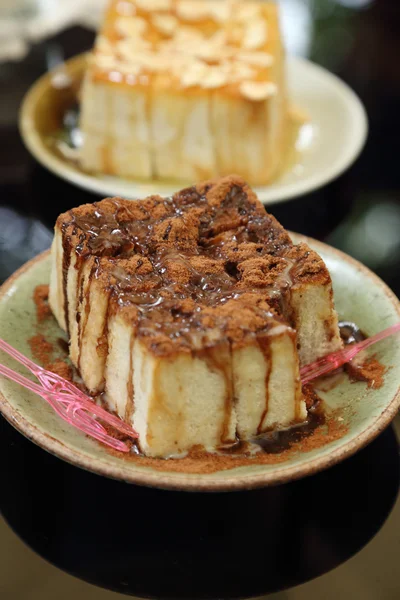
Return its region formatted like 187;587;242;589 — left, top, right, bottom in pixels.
0;0;399;296
0;1;399;599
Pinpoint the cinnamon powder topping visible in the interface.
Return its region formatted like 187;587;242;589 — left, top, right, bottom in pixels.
28;334;53;367
30;284;74;379
346;357;386;389
33;284;51;322
57;175;330;356
47;359;73;382
105;406;348;474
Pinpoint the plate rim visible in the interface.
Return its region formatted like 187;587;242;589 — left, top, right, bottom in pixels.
19;54;368;206
0;238;399;492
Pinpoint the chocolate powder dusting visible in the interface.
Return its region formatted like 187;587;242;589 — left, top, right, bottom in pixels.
30;284;56;368
29;326;73;382
33;284;51;322
337;322;386;389
296;409;347;453
345;356;386;389
302;383;320;410
28;334;53;367
30;282;74;377
47;359;73;382
102;408;348;474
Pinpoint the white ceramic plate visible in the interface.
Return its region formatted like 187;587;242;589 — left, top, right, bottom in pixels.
20;55;367;205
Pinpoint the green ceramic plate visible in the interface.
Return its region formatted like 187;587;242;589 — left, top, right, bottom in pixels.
0;235;399;492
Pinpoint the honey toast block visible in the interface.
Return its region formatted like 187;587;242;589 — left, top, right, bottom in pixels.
79;0;288;184
50;175;342;458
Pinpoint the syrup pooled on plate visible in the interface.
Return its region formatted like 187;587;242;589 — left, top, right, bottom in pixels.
339;321;367;345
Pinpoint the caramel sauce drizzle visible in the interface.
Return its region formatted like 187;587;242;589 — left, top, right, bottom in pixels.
76;264;85;369
61;222;72;337
125;330;136;422
60;178;324;444
77;262;96;372
293;335;303;422
256;338;272;434
200;344;236;444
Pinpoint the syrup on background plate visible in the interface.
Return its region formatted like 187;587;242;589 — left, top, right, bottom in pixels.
32;55;311;186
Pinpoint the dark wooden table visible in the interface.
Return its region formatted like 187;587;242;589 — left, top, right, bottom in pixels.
1;2;400;598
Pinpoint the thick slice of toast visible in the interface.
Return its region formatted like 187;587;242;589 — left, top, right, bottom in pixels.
49;176;342;457
79;0;288;184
